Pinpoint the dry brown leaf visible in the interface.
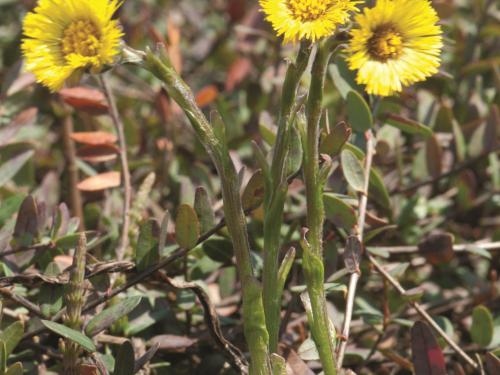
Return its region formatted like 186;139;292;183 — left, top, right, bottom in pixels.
59;87;109;114
70;131;118;146
77;144;120;164
77;172;121;192
225;57;252;92
195;85;219;108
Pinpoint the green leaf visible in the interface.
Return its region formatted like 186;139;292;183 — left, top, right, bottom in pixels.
5;362;23;375
470;305;494;347
469;105;499;158
0;194;24;226
41;320;96;352
369;168;391;212
319;121;352;157
464;245;492;259
285;123;303;179
85;297;142;337
55;231;96;250
135;219;160;271
341;149;365;192
425;135;443;179
364;225;397;243
385;114;433;138
194;187;215;234
323;193;357;231
0;340;6;373
329;56;361;99
177;289;196;311
113;340;135;375
0;150;34;188
202;237;233;263
0;321;24;356
242;170;265;211
39;262;63;317
452;120;467;162
12;195;38;249
175;204;200;249
346;91;372;132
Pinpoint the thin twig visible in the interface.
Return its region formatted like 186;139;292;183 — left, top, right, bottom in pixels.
61;107;84;230
367;254;479;369
156;272;249;374
0;287;47;319
99;74;132;262
21;211;237;342
391;148;499;194
367;241;500;254
0;243;53;259
337;129;375;369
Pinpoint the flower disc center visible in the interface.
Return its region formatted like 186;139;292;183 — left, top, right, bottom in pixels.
62;20;101;58
368;26;403;61
287;0;331;22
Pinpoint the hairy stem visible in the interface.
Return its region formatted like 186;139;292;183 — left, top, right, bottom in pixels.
63;233;87;375
263;42;311;353
142;48;270;374
302;41;336;375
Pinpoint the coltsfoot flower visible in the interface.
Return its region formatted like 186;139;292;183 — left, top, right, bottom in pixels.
260;0;361;43
347;0;443;96
22;0;124;91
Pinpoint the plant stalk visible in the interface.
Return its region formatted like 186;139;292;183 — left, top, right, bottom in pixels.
99;75;132;262
63;233;87;375
302;41;336;375
142;48;270;374
263;42;311;353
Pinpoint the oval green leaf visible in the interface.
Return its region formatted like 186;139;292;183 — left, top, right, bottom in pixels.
470;305;494;347
341;149;365;192
346;91;372;132
175;204;200;249
85;296;142;337
41;320;96;352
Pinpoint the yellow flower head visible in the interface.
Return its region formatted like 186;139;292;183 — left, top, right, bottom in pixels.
347;0;443;96
22;0;124;91
260;0;361;43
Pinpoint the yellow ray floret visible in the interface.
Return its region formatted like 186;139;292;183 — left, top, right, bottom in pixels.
347;0;443;96
260;0;361;43
22;0;124;91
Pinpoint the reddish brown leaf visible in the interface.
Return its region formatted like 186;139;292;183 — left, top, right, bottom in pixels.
59;87;109;114
418;232;454;265
155;89;172;122
78;364;99;375
70;131;118;146
77;144;120;164
486;352;500;375
195;85;219;108
167;16;183;73
425;134;443;179
227;0;246;22
225;57;252;92
5;72;36;96
11;107;38;127
411;321;447;375
287;349;314;375
148;335;197;353
77;172;121;192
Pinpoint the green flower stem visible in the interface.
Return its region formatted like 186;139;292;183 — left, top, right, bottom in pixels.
263;42;311;353
143;48;270;375
302;41;337;375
